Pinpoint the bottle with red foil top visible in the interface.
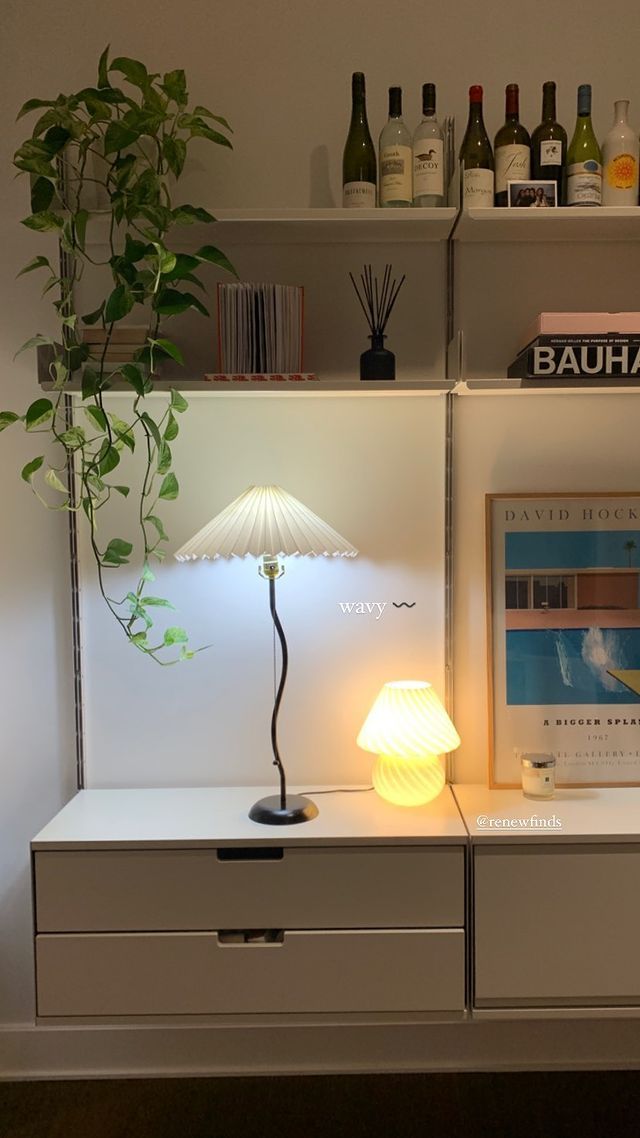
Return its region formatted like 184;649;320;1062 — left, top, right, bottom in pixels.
459;85;494;208
494;83;531;206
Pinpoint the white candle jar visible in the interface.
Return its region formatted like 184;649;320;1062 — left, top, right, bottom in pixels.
521;753;556;800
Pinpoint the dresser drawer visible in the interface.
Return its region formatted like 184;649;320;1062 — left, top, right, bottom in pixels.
36;928;465;1017
34;846;464;932
475;845;640;1007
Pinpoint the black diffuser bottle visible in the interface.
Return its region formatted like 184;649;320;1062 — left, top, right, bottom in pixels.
350;264;405;381
361;333;395;380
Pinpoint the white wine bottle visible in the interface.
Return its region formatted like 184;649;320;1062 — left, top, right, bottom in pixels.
494;84;531;206
379;87;412;208
342;72;377;208
412;83;444;207
459;85;494;208
567;85;602;206
602;100;639;206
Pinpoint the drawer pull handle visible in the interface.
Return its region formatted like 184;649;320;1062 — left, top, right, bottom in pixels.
217;847;284;862
218;929;284;945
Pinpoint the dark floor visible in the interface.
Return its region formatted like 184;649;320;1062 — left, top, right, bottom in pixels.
1;1072;639;1138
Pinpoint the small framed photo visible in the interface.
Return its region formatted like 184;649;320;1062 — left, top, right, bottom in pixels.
507;180;557;208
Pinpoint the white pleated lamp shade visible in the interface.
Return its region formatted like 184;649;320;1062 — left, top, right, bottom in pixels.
174;485;359;561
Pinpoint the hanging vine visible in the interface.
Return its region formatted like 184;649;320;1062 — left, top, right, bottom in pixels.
3;46;236;662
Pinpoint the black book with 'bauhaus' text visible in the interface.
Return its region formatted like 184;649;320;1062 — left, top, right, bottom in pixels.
507;334;640;381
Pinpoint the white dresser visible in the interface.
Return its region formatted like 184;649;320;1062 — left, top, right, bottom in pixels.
32;786;468;1021
454;785;640;1011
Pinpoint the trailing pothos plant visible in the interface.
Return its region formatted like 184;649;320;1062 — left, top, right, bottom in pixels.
3;46;236;663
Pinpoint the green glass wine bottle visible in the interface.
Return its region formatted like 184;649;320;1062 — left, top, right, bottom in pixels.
567;84;602;206
459;85;494;208
531;82;567;205
343;72;377;208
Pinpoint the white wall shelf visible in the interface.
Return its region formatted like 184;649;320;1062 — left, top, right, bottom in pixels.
44;377;455;395
453;379;640;396
453;206;640;243
85;208;458;249
87;206;640;247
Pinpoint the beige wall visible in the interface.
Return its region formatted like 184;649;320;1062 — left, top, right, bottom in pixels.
2;0;640;1070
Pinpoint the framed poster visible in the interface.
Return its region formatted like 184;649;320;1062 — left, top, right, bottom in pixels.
486;493;640;787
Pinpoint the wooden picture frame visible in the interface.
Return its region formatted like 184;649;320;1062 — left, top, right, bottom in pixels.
486;492;640;788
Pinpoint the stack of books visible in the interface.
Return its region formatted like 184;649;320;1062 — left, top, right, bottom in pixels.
81;325;148;364
507;313;640;383
217;283;304;373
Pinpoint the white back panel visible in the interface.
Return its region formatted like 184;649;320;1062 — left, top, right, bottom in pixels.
79;393;446;788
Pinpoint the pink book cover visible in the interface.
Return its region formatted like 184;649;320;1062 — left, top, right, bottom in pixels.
520;312;640;350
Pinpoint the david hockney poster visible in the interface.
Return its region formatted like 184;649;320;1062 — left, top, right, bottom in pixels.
487;493;640;787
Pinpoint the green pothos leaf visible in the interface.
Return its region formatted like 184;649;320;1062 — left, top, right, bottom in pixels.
163;626;188;645
25;398;54;430
0;411;20;432
21;455;44;482
156;441;171;473
45;468;67;493
163;411;179;441
170;388;188;413
158;472;178;500
145;514;168;541
103;537;133;565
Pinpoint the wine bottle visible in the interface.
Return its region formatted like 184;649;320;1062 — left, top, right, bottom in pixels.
342;72;377;208
602;100;639;206
494;84;531;206
412;83;444;207
566;85;602;206
379;87;412;208
531;81;567;205
459;85;494;208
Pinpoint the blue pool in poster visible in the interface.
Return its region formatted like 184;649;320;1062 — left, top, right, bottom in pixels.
506;628;640;705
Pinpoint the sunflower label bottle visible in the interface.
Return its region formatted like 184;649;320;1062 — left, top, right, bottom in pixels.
603;100;639;206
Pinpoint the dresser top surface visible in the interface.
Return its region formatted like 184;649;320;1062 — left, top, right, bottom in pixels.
31;786;468;849
454;784;640;843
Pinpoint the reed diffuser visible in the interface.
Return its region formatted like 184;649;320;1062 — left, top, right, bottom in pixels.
349;264;405;381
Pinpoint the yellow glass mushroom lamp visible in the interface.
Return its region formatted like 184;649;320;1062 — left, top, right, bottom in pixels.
357;680;461;807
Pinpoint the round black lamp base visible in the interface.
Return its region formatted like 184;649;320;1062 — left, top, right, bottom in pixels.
249;794;319;826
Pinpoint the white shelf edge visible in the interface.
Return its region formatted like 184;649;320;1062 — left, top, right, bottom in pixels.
85;207;458;247
452;379;640;397
453;205;640;243
58;379;455;398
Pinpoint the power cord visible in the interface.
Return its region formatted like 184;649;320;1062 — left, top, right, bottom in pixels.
298;786;374;795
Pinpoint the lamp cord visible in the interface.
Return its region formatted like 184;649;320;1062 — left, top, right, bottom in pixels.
269;574;288;808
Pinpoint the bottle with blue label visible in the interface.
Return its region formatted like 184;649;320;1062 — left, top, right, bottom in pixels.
567;84;602;206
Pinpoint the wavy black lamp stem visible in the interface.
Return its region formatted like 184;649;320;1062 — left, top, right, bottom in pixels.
248;557;319;826
268;572;288;808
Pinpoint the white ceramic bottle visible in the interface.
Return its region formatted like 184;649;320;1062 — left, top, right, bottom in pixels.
602;100;639;206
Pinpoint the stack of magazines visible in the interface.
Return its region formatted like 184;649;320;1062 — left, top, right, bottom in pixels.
217;283;304;373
